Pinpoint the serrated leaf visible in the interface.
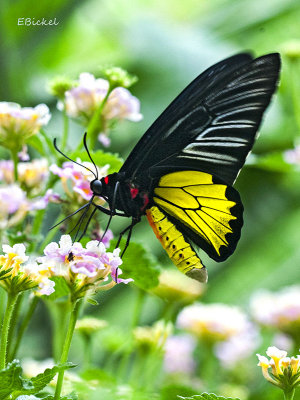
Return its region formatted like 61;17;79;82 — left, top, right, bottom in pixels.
178;394;240;400
111;240;161;290
0;360;23;399
0;360;75;399
70;149;123;174
39;394;78;400
37;394;78;400
45;277;70;301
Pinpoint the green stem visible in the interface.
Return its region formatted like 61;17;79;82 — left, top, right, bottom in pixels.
40;129;59;159
61;111;69;152
49;300;70;362
0;292;19;369
284;389;295;400
131;288;146;328
6;293;23;360
87;86;113;149
82;335;92;370
10;296;38;361
54;300;82;400
10;149;19;181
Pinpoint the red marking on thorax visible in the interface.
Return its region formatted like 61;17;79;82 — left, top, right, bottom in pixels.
104;176;109;184
130;187;139;199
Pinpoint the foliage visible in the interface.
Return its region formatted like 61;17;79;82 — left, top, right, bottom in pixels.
0;1;299;399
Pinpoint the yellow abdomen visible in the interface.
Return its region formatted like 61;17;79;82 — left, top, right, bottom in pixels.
146;206;207;282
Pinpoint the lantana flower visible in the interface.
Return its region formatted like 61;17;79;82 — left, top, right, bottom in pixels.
0;159;49;192
0;184;60;229
177;302;260;368
0;185;29;229
257;346;300;396
250;286;300;337
50;160;109;203
164;334;196;375
0;102;51;149
37;234;132;300
0;244;54;295
56;72;142;147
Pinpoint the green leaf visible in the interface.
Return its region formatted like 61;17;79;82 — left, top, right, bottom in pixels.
70;149;123;174
111;240;161;290
27;135;46;156
0;360;74;399
45;277;70;301
178;393;240;400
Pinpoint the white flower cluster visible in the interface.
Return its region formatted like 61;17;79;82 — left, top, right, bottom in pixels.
251;286;300;332
177;302;260;368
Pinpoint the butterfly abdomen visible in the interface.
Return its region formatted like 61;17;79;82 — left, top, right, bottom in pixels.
146;206;207;282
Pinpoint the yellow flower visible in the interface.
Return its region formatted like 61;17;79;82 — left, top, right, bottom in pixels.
150;269;204;304
257;347;300;392
0;102;50;149
75;318;108;336
133;320;173;353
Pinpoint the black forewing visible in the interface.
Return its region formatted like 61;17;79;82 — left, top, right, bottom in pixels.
120;53;280;186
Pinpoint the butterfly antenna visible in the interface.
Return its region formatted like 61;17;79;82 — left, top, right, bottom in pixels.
53;138;97;179
49;203;91;230
78;206;98;241
83;132;98;179
72;203;91;242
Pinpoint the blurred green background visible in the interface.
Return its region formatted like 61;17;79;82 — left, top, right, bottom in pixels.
1;0;300;398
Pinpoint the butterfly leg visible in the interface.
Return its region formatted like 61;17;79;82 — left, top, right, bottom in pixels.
115;217;140;256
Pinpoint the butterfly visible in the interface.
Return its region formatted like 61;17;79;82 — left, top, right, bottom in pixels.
55;52;280;282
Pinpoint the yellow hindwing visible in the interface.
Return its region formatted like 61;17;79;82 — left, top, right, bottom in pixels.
153;170;240;259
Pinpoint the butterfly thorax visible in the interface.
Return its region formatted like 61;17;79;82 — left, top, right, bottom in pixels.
99;173;152;218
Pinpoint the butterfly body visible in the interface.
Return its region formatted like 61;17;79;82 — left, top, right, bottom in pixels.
68;52;281;282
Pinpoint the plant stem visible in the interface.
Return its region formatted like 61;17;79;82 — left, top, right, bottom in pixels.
10;149;19;181
61;111;69;152
0;292;19;369
82;335;92;370
87;86;113;149
6;293;23;360
40;129;59;159
131;288;146;328
284;389;295;400
54;300;81;400
10;296;39;360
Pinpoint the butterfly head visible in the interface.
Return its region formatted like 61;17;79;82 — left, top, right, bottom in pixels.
90;178;103;196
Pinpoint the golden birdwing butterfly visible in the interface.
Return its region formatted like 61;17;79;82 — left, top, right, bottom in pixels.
56;53;281;282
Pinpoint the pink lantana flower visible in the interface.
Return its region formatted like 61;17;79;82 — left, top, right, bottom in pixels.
38;235;132;299
50;160;109;203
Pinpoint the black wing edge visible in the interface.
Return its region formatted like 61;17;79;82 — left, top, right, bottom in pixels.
120;52;255;175
163;183;244;262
